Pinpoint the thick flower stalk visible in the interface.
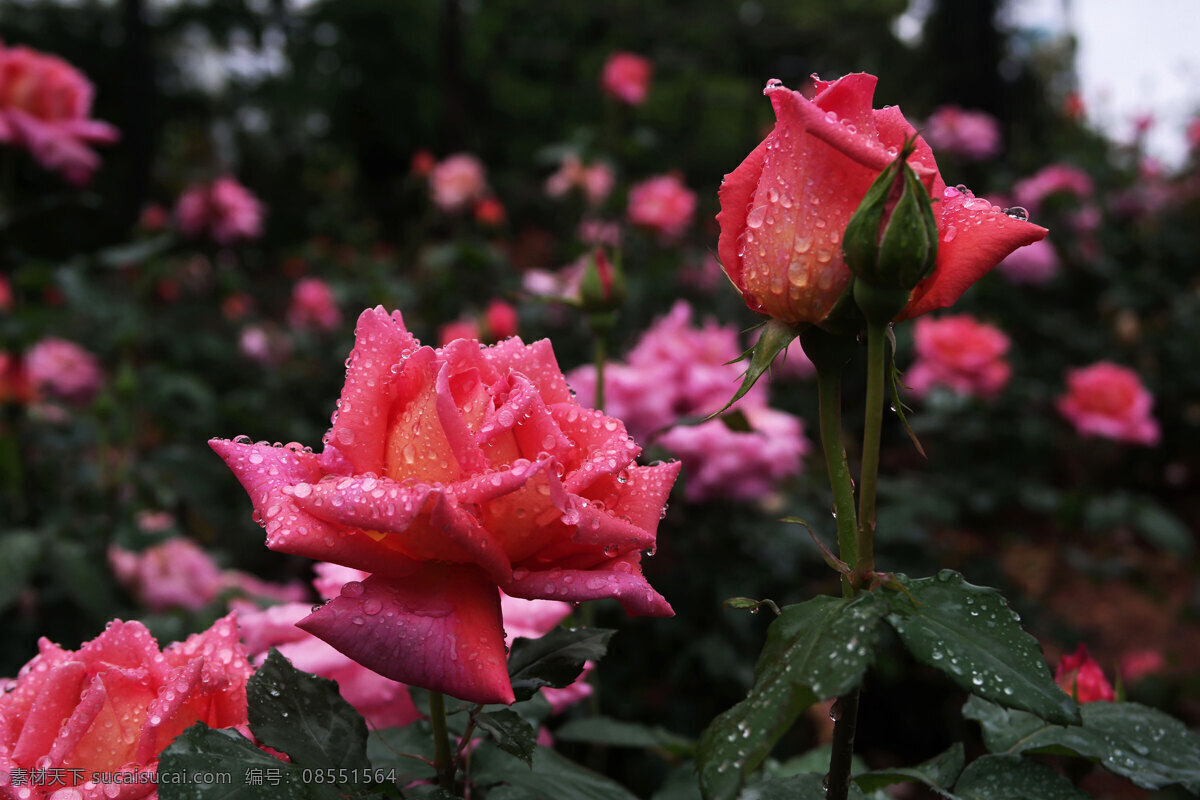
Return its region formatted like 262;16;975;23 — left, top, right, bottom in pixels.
211;307;678;706
717;73;1048;329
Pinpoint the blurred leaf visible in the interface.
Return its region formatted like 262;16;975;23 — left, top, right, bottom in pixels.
95;234;175;268
507;627;614;702
554;716;694;757
474;709;537;767
472;744;639;800
886;571;1080;726
854;742;964;796
964;696;1200;792
248;650;371;775
696;593;887;800
0;532;40;612
953;754;1091;799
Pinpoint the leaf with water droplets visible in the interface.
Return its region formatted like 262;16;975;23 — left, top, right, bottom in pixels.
696;593;887;800
158;724;344;800
964;696;1200;792
854;742;965;797
738;772;867;799
248;650;372;777
471;743;639;800
708;319;800;419
953;754;1091;799
474;709;538;767
507;627;615;702
885;572;1079;726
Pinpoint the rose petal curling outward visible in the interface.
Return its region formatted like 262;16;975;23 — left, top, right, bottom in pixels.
211;307;679;705
717;73;1048;327
0;614;252;799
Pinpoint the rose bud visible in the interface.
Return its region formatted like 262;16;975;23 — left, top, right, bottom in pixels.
843;139;939;323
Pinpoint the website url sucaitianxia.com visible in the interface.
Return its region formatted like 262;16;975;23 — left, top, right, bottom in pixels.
2;768;233;788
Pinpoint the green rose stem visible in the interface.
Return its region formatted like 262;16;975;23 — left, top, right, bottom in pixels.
801;326;862;800
855;320;887;579
429;690;457;791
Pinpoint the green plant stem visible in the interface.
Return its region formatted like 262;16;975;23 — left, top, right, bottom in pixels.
429;691;456;792
593;331;607;414
856;321;887;579
810;336;864;800
815;363;859;596
825;689;861;800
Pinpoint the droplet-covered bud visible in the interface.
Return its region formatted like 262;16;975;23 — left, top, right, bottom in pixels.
843;139;939;323
579;248;626;322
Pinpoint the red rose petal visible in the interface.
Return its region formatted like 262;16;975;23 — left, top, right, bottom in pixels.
11;660;86;766
504;559;673;618
326;307;419;473
299;569;514;706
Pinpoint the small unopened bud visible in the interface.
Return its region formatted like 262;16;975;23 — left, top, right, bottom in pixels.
579;248;626;316
843;139;939;323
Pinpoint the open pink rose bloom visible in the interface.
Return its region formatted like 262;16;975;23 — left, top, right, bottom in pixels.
211;307;679;705
0;615;251;799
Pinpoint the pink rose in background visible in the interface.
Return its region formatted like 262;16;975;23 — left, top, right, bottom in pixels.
287;277;342;332
922;105;1003;162
136;509;176;534
570;301;763;440
578;218;621;247
438;318;481;347
109;537;307;612
0;353;31;405
546;155;615;206
600;52;652;105
239;324;292;366
0;41;119;184
176;176;264;244
484;299;518;341
1057;361;1160;445
906;315;1012;399
1054;644;1115;703
570;302;807;502
0;615;252;798
25;337;103;404
430;153;488;212
997;238;1059;285
657;406;809;503
211;306;677;705
474;196;507;226
1013;163;1094;214
138;203;169;232
1119;649;1165;684
0;275;12;311
627;174;696;240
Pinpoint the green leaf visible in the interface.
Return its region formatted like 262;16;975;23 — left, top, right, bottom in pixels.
953;754;1091;800
696;593;887;800
158;724;343;800
554;716;694;757
885;571;1079;726
710;319;799;418
854;742;964;797
963;696;1200;792
365;724;436;786
0;532;39;612
650;763;704;800
474;709;538;767
473;744;639;800
248;650;371;775
742;773;866;799
506;627;615;702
